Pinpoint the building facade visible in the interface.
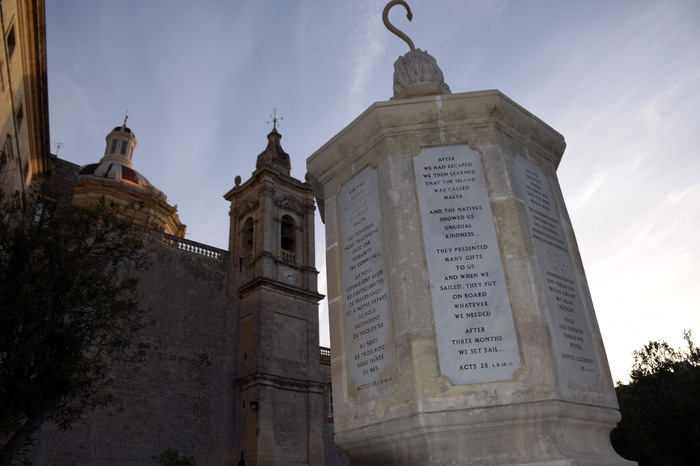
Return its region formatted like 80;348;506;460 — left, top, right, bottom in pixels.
0;0;50;196
26;122;343;466
224;126;327;465
0;2;345;464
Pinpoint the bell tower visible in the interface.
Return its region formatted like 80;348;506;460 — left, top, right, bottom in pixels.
224;125;325;465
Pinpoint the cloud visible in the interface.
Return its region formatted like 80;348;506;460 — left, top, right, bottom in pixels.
666;185;698;204
46;0;700;385
343;1;387;114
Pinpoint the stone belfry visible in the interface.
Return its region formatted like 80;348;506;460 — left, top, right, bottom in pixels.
224;123;325;465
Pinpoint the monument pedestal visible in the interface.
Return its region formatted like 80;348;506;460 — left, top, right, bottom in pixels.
336;401;624;465
307;90;633;465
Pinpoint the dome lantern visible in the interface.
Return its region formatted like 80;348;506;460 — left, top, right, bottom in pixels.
101;115;137;168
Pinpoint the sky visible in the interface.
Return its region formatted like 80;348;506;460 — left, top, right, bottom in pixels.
45;0;700;383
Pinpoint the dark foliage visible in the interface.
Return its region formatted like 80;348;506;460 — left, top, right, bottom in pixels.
0;192;147;464
611;331;700;465
151;448;196;466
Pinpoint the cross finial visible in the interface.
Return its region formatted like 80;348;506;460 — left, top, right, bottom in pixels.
267;108;283;130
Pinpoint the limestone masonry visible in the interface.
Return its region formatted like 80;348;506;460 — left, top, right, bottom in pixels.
307;89;633;465
1;2;343;464
29;122;346;466
2;1;634;464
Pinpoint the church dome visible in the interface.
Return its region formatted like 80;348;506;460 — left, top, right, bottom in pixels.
72;119;185;238
112;125;133;134
77;161;167;200
76;119;167;201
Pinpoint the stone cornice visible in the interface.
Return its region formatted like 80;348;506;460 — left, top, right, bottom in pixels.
237;276;324;303
307;90;566;195
237;372;326;394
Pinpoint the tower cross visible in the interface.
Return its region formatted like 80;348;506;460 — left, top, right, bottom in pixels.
268;109;283;130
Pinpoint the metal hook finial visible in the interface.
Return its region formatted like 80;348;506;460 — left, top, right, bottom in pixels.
383;0;415;52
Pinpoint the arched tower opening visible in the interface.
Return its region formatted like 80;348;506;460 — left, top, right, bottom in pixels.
241;217;254;260
281;215;295;253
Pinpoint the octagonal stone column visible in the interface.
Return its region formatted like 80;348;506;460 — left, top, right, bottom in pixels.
307;90;633;465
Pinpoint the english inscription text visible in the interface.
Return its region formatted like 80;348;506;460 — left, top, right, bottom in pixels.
414;146;521;384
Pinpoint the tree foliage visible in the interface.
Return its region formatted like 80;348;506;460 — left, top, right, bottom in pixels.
0;192;147;464
611;330;700;465
151;448;196;466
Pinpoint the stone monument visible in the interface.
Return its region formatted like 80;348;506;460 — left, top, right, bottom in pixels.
307;2;633;464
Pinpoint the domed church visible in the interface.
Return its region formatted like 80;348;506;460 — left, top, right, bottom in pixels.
2;1;345;463
73;118;186;238
28;120;345;466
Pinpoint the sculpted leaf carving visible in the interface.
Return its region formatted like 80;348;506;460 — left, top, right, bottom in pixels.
275;194;303;213
236;198;259;217
258;184;276;198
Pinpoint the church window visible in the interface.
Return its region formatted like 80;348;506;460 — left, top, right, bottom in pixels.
242;218;254;254
120;140;128;155
5;135;13;160
325;382;334;423
6;25;16;57
1;135;13;173
15;105;23;130
32;199;53;226
110;139;118;153
281;216;295;252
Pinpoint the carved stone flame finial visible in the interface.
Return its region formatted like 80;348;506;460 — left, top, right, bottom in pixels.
383;1;451;100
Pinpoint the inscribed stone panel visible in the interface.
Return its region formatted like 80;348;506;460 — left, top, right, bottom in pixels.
414;145;521;384
339;166;397;401
512;155;599;384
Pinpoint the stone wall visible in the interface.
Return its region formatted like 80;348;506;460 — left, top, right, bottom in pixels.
23;157;340;465
30;241;240;465
320;355;349;466
41;156;78;204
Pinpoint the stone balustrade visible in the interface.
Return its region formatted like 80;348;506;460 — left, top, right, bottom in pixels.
162;233;228;260
320;346;331;365
282;250;296;263
133;225;229;261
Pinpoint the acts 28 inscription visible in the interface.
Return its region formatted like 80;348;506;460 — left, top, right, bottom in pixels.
339;167;397;401
414;145;521;384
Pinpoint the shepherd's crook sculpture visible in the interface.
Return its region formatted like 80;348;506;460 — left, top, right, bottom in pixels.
383;0;415;52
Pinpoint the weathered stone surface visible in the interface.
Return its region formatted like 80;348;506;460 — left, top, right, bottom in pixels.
3;3;342;462
41;157;79;205
226;130;329;466
32;242;239;466
307;90;632;465
28;128;341;466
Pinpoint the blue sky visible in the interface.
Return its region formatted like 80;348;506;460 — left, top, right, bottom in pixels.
45;0;700;383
